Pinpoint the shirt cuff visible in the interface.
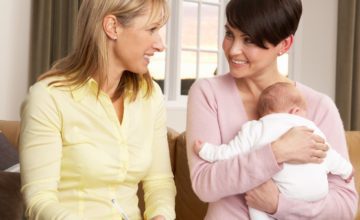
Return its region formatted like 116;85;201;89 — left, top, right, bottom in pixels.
262;144;283;172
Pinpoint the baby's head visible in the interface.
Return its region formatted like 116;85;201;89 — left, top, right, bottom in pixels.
257;82;307;118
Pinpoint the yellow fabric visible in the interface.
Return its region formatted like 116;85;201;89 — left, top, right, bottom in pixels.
19;77;176;220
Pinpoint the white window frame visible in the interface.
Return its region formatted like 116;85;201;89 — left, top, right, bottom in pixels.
164;0;228;105
163;0;291;107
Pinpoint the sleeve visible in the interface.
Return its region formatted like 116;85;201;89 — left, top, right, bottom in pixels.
324;148;353;180
199;121;258;162
19;83;82;220
272;95;358;219
142;84;176;220
186;79;282;202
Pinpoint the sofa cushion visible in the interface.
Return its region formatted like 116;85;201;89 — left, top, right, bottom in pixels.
0;132;19;170
0;171;24;220
0;120;20;149
174;132;208;220
345;131;360;220
167;127;179;173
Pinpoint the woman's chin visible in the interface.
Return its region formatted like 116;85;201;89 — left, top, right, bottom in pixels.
229;70;248;79
126;67;148;75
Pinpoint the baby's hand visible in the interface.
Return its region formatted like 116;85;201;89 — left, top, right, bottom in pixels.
194;140;204;155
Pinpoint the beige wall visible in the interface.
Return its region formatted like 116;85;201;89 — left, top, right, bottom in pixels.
0;1;339;132
0;1;31;121
290;0;338;99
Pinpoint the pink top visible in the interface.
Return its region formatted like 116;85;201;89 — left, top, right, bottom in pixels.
186;73;358;220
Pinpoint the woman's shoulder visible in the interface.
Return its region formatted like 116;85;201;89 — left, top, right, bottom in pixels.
295;82;338;119
192;72;233;86
29;77;55;94
296;82;334;106
189;73;235;96
27;76;72;104
32;75;67;91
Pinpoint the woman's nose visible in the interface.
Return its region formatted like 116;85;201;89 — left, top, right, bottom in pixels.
154;35;166;52
229;41;243;56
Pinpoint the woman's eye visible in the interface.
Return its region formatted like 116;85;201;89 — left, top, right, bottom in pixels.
149;27;158;33
244;37;253;44
225;31;234;38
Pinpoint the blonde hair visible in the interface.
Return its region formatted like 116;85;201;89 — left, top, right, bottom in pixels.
257;82;307;117
39;0;169;101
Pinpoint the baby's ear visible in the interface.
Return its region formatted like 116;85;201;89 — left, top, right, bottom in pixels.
288;106;300;115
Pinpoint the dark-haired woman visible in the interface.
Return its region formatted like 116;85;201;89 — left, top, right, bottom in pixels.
186;0;358;219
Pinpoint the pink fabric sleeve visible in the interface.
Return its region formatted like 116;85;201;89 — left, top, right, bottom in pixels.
186;79;282;202
272;95;359;219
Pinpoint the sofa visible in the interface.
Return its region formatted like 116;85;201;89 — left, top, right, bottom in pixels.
0;120;359;220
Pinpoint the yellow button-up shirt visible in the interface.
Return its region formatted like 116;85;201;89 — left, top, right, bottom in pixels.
19;77;176;220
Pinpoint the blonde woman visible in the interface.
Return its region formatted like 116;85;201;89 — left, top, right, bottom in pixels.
19;0;175;219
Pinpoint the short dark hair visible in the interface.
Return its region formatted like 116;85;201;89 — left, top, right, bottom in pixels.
226;0;302;49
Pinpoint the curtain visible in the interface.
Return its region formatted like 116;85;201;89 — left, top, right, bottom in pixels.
29;0;82;85
335;0;360;130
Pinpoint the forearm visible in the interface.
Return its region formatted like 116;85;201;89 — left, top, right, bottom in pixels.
188;141;281;202
272;176;358;219
23;194;82;220
143;176;176;220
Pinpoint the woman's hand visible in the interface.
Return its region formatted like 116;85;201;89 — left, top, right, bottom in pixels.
271;126;328;164
151;215;166;220
245;180;279;214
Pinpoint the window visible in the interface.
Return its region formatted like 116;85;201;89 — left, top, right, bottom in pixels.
148;0;289;103
148;0;227;102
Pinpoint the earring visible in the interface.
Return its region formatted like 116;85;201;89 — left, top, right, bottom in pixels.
113;36;117;40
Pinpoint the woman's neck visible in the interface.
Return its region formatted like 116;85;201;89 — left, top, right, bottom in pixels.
97;59;125;99
235;71;291;99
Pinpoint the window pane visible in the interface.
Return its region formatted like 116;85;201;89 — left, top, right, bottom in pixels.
277;53;289;76
148;26;166;80
181;51;197;79
181;51;197;95
148;52;165;80
199;52;217;78
203;0;219;3
182;2;198;49
200;5;219;50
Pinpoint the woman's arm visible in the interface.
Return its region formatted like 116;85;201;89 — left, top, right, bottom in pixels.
186;79;283;202
270;96;358;219
20;83;82;220
142;84;176;220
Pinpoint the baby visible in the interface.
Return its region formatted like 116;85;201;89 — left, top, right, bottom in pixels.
195;82;354;220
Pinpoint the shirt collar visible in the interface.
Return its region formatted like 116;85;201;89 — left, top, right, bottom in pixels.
71;78;99;102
